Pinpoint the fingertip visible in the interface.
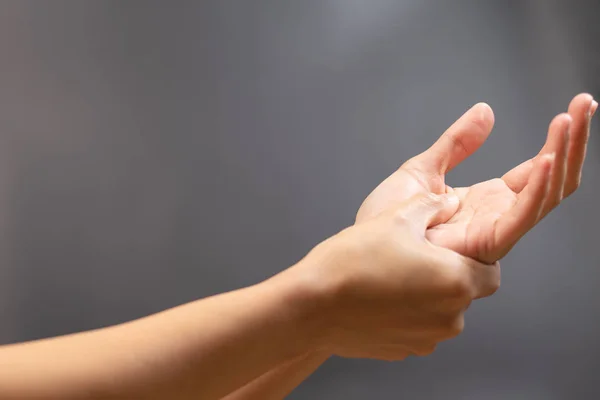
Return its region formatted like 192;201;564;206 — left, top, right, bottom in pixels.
473;102;493;113
471;102;495;130
550;112;572;129
568;93;594;113
581;93;594;102
560;112;573;124
555;113;572;142
574;92;593;103
418;101;494;174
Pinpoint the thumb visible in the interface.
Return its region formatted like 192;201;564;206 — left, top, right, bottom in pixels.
411;103;494;175
399;192;460;232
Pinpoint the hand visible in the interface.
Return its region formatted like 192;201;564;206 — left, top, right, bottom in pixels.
300;193;500;361
356;94;597;263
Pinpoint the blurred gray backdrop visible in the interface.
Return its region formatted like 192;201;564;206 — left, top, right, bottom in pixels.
1;1;599;399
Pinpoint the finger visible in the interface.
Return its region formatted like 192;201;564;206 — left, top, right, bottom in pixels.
408;343;437;357
379;341;438;357
540;114;571;217
439;249;501;299
494;154;553;254
501;158;533;193
411;103;495;175
358;345;413;361
502;114;570;193
467;260;501;299
398;193;460;232
501;119;561;194
564;93;595;196
502;94;595;194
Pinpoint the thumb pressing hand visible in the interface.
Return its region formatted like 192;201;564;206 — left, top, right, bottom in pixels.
393;192;460;233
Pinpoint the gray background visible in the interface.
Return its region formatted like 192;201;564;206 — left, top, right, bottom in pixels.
0;1;599;399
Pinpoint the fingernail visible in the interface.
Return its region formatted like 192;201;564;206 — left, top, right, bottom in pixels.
590;100;598;117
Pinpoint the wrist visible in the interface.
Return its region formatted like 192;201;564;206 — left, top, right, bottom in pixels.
269;234;355;355
264;246;344;355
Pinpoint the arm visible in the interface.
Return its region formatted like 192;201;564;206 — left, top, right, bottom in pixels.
221;351;330;400
220;93;597;400
0;193;498;400
0;272;323;400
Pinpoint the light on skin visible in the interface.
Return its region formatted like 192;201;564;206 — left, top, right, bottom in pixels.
224;93;597;400
0;94;595;400
0;192;499;400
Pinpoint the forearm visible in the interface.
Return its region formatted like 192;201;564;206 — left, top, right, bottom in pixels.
0;268;323;400
221;351;330;400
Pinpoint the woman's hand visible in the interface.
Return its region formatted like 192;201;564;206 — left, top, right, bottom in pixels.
294;192;500;361
356;94;596;263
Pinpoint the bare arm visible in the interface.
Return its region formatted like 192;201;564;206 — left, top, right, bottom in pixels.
0;193;499;400
221;351;330;400
220;93;597;400
0;272;321;400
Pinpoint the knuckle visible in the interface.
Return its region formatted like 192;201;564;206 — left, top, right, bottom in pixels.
489;277;501;296
413;344;437;356
442;267;472;301
446;131;470;156
444;315;465;338
392;210;411;225
485;262;502;296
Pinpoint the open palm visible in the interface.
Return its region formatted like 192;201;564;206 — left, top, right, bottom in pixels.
356;94;596;264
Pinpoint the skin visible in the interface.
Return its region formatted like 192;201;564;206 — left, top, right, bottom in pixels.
221;351;330;400
223;93;597;399
0;193;497;400
302;193;500;361
0;95;594;400
359;93;597;263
